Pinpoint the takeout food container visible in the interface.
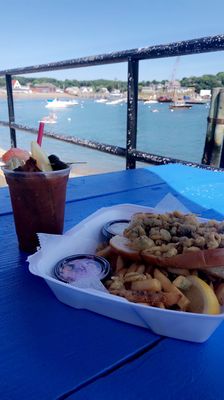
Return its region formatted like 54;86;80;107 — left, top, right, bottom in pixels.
28;204;224;343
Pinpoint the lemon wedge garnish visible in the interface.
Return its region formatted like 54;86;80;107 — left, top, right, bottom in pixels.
183;275;220;315
31;141;52;172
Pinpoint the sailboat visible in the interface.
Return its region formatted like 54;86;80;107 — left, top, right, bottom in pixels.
168;57;192;110
169;89;192;110
169;100;192;110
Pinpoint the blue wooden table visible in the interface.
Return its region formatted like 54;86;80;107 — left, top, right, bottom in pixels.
1;165;224;400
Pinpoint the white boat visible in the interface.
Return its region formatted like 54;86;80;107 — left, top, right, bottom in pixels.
169;101;192;110
144;100;158;104
45;98;79;109
106;98;125;105
95;98;108;103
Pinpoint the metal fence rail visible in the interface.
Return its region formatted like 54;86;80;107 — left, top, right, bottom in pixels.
0;34;224;169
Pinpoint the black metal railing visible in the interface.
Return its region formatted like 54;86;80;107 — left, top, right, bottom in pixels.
0;34;224;169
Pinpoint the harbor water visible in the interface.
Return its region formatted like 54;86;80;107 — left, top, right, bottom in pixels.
0;98;209;174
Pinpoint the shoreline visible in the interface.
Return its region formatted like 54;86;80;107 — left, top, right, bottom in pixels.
0;92;96;100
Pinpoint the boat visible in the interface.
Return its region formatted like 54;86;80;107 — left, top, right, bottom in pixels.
45;98;79;109
144;100;158;104
169;101;192;110
39;114;57;124
105;98;125;105
95;98;108;103
157;96;173;103
185;99;207;105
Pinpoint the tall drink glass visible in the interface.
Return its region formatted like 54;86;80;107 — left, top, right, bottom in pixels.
3;167;70;252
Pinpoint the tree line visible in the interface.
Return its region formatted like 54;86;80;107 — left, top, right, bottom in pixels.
0;73;224;92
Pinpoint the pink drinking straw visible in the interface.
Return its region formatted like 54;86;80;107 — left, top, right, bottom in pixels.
37;122;45;146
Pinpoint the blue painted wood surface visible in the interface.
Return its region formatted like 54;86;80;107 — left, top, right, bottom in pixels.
1;167;224;400
148;164;224;214
71;323;224;400
0;168;165;215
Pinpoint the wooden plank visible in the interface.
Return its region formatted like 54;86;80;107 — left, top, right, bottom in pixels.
1;169;223;399
63;184;222;233
1;184;167;400
70;322;224;400
148;164;224;215
0;248;160;400
0;168;165;215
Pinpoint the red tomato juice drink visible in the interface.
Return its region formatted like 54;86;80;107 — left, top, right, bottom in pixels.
3;167;70;252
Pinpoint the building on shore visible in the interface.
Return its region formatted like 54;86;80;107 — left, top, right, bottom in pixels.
200;89;211;99
12;79;31;94
30;83;57;93
140;80;196;101
65;86;80;96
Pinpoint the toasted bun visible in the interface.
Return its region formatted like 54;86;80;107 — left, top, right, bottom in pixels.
110;235;224;270
109;235;141;261
142;248;224;270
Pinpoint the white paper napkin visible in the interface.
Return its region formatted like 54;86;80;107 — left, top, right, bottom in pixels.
154;193;190;214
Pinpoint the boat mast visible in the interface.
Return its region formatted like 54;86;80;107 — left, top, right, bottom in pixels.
169;56;180;101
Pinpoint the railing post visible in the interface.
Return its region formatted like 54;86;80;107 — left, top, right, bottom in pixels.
126;58;139;169
202;88;224;167
5;74;17;147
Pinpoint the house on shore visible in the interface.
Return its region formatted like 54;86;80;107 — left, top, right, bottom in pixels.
30;83;57;93
12;79;31;93
65;86;80;96
200;89;211;99
79;86;94;98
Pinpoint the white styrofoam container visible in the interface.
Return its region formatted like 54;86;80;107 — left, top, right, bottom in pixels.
28;204;224;343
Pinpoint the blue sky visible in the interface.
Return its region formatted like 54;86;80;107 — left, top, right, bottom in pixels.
1;0;224;81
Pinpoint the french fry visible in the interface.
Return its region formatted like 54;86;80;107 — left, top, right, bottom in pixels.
117;268;127;278
101;244;222;313
154;269;190;310
128;263;139;272
124;272;146;282
154;268;173;291
145;265;153;274
131;278;162;292
116;255;125;272
176;289;190;311
163;291;181;307
136;264;146;274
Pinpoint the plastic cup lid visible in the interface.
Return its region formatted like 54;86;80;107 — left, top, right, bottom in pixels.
102;219;130;240
54;254;111;283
